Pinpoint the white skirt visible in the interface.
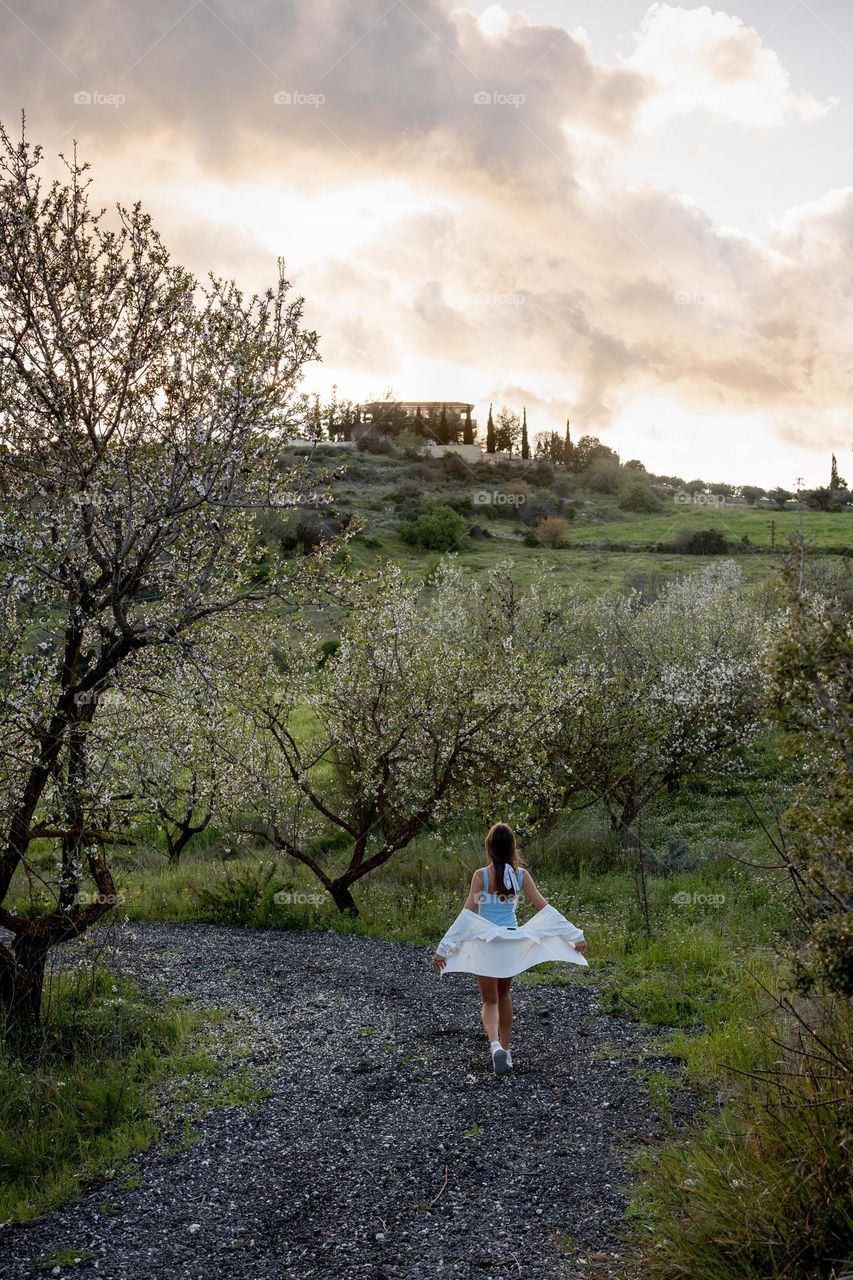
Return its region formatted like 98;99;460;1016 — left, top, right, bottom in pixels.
436;904;588;979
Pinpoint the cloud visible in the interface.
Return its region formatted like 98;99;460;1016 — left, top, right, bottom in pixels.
0;0;649;189
626;3;835;128
0;0;847;482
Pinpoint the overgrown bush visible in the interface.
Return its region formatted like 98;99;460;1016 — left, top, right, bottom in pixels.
619;477;662;513
399;501;468;551
584;458;623;494
631;997;853;1280
670;528;731;555
535;516;570;548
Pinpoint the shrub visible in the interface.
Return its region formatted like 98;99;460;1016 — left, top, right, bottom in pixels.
618;477;661;513
535;516;570;548
355;430;395;455
551;474;575;498
670;528;730;555
519;491;572;528
525;459;554;487
438;454;471;480
584;458;623;494
631;998;853;1280
193;862;281;927
397;429;426;459
399;501;468;551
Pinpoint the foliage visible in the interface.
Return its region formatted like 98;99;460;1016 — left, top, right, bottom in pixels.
544;562;769;832
399;500;468;551
570;435;620;472
0;962;197;1222
619;476;662;513
630;997;853;1280
765;555;853;997
670;528;731;555
584;457;623;494
223;562;565;911
535;516;570;548
94;652;234;864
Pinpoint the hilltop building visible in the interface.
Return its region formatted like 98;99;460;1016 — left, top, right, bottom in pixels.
360;400;476;428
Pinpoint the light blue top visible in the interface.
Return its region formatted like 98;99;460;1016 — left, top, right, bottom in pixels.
477;864;524;928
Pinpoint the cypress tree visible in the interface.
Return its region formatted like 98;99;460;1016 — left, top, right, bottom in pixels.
521;406;530;460
463;405;474;445
830;453;841;490
439;403;449;445
486;403;495;454
564;418;573;470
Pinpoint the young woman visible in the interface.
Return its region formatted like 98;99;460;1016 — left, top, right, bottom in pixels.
433;822;588;1075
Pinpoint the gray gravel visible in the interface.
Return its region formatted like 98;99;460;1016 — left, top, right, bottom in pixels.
1;922;690;1279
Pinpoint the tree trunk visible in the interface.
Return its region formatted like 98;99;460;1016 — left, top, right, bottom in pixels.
329;881;359;915
0;935;48;1049
611;795;639;833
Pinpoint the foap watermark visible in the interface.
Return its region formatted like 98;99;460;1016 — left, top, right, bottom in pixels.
473;90;526;108
673;291;727;307
273;90;325;108
673;489;727;507
472;290;526;307
74;890;126;907
273;890;326;907
473;490;527;506
672;890;726;908
73;90;126;108
279;489;334;507
73;688;107;706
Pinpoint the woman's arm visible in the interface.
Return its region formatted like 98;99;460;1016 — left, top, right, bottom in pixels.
463;868;484;912
524;870;588;953
433;870;483;971
521;869;548;911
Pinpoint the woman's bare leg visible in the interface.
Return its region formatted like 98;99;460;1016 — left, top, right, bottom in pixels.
476;975;500;1043
497;978;512;1049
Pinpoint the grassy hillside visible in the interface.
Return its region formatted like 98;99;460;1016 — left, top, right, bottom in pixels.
282;445;851;591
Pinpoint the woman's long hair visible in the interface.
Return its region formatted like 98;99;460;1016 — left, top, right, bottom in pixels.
484;822;520;900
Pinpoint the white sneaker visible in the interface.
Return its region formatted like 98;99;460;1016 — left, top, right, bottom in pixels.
491;1043;510;1076
505;1050;513;1069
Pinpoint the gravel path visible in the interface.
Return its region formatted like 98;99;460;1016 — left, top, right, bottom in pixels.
1;922;688;1280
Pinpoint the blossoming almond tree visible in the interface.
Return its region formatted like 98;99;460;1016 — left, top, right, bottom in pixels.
227;562;558;913
93;648;239;864
0;119;327;1038
548;562;769;833
766;556;853;997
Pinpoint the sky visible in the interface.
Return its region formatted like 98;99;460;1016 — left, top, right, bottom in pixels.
2;0;852;487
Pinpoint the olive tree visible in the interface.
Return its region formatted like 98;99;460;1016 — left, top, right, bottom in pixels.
0;119;326;1038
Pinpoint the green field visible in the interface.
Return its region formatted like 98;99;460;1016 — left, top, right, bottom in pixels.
350;527;796;593
297;448;851;592
559;504;851;549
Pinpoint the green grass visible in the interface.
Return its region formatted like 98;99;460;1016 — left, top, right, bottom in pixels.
0;967;205;1224
627;998;853;1280
351;526;808;593
33;1248;97;1271
36;776;794;1084
559;504;851;550
295;447;849;600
